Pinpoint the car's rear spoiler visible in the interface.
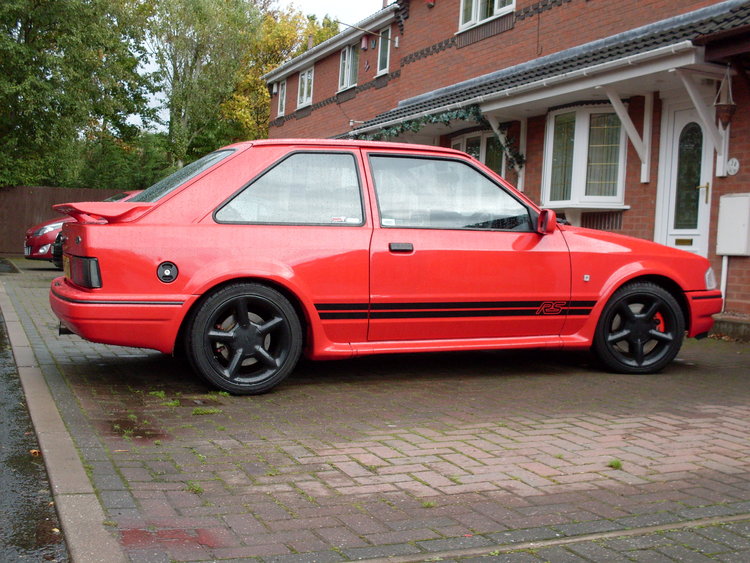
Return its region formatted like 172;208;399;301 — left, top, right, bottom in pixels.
53;202;153;224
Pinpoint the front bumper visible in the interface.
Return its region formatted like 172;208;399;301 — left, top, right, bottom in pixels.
686;290;723;337
24;242;53;260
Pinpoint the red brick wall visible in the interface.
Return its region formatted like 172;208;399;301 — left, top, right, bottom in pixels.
711;81;750;314
268;0;716;139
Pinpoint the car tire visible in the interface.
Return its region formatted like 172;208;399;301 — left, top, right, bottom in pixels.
185;283;302;394
593;282;685;374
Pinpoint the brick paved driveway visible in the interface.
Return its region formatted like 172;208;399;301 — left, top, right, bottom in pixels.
2;259;750;562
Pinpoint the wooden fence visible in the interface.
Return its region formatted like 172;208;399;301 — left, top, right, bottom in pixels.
0;186;123;255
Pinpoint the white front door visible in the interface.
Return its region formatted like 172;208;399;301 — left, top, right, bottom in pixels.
657;107;713;256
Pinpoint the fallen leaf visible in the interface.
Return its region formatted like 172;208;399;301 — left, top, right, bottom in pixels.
29;449;41;457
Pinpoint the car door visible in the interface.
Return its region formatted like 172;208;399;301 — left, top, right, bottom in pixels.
366;152;572;342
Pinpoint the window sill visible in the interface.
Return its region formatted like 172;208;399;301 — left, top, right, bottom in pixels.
336;84;357;94
456;8;514;35
296;102;312;110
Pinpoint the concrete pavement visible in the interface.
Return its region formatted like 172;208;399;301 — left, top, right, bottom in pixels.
2;256;750;562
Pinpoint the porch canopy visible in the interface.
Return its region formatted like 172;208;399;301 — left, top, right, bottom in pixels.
350;0;750;179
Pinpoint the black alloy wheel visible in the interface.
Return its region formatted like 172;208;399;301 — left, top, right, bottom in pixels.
186;283;302;394
593;282;685;373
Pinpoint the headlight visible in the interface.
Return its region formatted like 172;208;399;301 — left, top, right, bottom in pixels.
705;267;717;290
34;221;64;237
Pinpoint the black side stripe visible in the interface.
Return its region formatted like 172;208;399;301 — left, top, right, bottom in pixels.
316;301;596;320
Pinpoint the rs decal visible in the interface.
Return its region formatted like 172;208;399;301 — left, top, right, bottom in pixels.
536;301;567;315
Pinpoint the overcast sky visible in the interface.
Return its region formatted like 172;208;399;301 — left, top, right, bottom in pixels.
278;0;387;27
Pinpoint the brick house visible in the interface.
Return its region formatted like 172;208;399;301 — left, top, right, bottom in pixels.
264;0;750;317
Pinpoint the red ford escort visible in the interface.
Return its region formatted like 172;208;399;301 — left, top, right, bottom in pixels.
50;139;723;394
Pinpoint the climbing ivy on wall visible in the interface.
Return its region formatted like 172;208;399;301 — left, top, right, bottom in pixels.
350;105;526;170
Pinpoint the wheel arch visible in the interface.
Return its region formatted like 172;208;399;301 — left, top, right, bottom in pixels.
174;276;313;357
609;274;690;332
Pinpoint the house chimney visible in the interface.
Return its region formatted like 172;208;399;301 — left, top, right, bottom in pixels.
383;0;388;7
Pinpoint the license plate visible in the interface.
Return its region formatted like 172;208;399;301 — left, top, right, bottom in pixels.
63;255;70;279
24;246;31;256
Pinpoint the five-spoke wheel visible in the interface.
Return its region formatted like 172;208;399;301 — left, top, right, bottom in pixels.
186;283;302;394
593;282;685;373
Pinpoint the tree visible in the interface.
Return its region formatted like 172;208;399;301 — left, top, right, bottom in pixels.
145;0;262;166
221;9;339;140
0;0;153;187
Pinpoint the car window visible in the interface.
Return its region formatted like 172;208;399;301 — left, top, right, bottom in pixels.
216;152;363;225
130;149;235;203
370;155;531;231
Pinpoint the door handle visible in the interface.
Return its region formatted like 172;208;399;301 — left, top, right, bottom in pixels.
696;182;710;204
389;242;413;253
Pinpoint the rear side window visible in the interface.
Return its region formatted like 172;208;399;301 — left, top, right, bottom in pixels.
370;155;531;231
216;152;363;225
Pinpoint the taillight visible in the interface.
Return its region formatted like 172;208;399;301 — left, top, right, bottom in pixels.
67;256;102;289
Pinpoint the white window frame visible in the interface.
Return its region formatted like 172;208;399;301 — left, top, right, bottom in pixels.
277;79;286;117
377;26;391;76
451;132;506;177
297;66;314;108
541;106;628;207
338;44;359;91
459;0;515;31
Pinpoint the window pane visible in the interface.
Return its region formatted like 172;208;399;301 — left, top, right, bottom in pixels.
216;153;363;225
461;0;473;24
349;46;359;85
585;113;620;197
339;49;348;89
371;156;530;231
278;81;286;115
378;28;390;72
485;136;503;175
480;0;494;19
550;112;575;201
674;122;702;230
465;136;481;160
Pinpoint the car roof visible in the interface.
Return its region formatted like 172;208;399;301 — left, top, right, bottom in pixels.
226;138;466;156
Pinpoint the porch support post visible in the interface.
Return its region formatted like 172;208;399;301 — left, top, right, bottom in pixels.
642;92;653;183
518;117;527;192
602;86;650;182
486;114;505;146
675;69;727;176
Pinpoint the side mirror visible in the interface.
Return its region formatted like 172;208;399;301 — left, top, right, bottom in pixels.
537;209;557;235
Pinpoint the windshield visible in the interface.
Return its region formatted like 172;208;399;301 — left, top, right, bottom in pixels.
130;149;235;203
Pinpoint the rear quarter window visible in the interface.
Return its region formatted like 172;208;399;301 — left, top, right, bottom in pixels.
215;152;364;225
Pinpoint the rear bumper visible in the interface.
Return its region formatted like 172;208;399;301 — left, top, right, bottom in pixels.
686;290;723;337
49;277;190;353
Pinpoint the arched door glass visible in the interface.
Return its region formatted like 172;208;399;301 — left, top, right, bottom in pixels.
673;122;702;230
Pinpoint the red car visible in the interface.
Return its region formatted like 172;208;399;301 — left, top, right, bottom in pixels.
50;140;723;394
25;191;140;267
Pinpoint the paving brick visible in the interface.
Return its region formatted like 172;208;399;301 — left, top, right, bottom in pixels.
5;265;750;563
